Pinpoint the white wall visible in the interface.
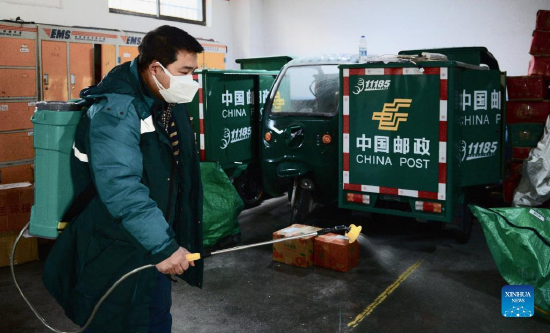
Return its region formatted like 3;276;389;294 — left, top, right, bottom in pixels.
0;0;237;65
2;0;549;74
256;0;550;76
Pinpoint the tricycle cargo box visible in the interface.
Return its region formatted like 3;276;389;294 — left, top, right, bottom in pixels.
339;60;504;225
399;47;499;69
186;70;278;169
236;56;293;71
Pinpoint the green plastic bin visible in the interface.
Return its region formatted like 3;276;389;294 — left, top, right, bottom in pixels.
236;56;293;71
29;101;84;238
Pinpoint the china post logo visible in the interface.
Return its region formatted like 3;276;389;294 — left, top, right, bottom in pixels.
502;285;534;317
372;99;411;131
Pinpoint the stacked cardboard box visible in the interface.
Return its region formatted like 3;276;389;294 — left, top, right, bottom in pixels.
0;183;37;267
273;224;360;272
504;10;550;203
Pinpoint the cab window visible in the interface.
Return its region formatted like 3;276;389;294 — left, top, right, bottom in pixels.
271;65;339;115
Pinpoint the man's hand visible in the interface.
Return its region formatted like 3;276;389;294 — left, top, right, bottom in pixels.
155;247;195;275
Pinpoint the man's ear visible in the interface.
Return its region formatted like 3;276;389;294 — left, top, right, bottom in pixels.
148;60;161;76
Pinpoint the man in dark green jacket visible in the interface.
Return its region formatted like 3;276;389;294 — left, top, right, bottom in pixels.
42;26;204;332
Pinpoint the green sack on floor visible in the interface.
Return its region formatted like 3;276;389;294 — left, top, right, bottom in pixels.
470;205;550;319
201;162;244;248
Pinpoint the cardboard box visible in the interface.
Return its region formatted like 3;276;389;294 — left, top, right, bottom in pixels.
507;123;545;147
506;76;548;100
512;147;532;161
0;184;33;233
273;224;321;268
530;30;550;56
506;101;550;124
0;101;36;132
529;56;550;78
0;231;38;267
0;163;34;185
536;10;550;31
0;130;34;163
313;233;359;273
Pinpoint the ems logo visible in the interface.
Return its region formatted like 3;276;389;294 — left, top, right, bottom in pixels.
121;36;142;45
372;99;412;131
501;285;534;317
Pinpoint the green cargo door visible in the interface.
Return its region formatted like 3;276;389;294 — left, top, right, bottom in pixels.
458;70;503;186
342;67;444;200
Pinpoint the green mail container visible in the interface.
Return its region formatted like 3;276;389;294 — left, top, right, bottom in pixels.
29;101;84;238
236;56;293;71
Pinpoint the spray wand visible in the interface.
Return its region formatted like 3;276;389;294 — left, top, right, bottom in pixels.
11;223;362;333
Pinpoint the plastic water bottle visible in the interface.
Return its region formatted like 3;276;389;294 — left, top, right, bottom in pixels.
359;36;368;63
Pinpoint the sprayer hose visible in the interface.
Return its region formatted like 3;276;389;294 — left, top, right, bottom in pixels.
10;222;154;333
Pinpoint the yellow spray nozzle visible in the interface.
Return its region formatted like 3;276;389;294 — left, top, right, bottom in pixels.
345;224;362;243
186;253;201;261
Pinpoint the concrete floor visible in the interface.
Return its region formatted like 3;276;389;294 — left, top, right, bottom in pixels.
1;196;549;332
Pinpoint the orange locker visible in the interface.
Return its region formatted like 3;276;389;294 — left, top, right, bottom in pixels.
204;53;226;69
0;131;34;163
200;43;227;69
69;43;94;100
0;69;37;98
0;163;34;185
0;38;36;67
0;102;35;131
119;45;139;64
41;40;68;101
101;44;116;77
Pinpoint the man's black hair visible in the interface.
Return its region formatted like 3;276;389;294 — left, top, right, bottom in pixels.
137;25;204;71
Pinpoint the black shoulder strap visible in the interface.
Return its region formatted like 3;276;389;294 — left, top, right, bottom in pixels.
57;183;97;232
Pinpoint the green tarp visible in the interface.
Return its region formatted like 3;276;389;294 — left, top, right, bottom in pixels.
201;162;244;248
470;205;550;319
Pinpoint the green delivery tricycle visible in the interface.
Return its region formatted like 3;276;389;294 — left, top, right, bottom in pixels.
260;55;358;223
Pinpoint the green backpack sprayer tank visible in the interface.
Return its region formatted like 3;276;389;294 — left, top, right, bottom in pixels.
29;101;85;239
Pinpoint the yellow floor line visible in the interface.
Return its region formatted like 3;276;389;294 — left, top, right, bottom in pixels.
348;259;424;329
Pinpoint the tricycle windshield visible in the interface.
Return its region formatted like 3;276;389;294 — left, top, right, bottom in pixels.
270;65;339;115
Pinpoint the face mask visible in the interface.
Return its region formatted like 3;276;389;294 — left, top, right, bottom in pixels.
151;62;199;104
